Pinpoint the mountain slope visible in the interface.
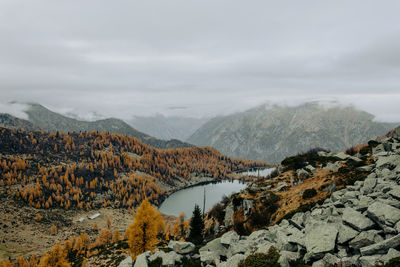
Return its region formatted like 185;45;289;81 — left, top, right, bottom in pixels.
4;103;193;149
0;113;39;131
188;103;398;163
129;114;209;141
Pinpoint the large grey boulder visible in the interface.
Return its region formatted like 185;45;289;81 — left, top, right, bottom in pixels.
148;250;182;267
199;238;227;264
334;152;350;161
367;201;400;227
337;223;359;244
382;248;400;264
349;230;383;250
362;176;377;194
119;256;133;267
229;239;250;256
376;155;400;170
323;162;340;172
305;165;317;174
342;207;375;231
360;234;400;256
134;252;151;267
221;231;240;247
389;186;400;200
304;222;338;262
321;253;340;267
168;241;195;254
359;255;384;267
248;229;275;245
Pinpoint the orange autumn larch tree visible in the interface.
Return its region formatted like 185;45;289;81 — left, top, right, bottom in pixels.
126;198;165;259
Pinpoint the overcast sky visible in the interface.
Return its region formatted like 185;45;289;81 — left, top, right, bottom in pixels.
0;0;400;121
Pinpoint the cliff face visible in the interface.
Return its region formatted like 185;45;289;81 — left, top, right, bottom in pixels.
188;103;398;163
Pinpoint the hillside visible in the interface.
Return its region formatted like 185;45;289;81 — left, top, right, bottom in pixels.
1;103;193;149
188;102;398;163
129;114;209;141
125;125;400;267
0;126;268;259
0;113;39;132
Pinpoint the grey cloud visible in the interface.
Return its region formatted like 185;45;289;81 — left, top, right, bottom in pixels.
0;0;399;121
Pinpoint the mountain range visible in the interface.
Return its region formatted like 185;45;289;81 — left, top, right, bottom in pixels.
187;103;398;163
0;103;193;149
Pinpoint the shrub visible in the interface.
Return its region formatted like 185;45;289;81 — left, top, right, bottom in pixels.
209;203;225;225
238;246;280;267
281;148;332;171
148;257;162;267
248;192;280;228
180;257;201;267
302;188;317;199
233;209;248;236
345;146;358;156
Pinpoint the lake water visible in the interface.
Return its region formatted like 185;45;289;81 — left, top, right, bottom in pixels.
239;167;276;177
158;180;247;217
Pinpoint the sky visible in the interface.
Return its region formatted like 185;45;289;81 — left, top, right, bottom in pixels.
0;0;400;122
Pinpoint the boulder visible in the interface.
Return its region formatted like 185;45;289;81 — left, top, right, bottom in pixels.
342;207;375;231
323;162;340;172
321;253;340;267
221;231;240;247
376;155;400;170
148;251;182;267
382;248;400;264
199;238;227;264
367;201;400;227
162;251;182;266
168;241;195;254
248;229;275;245
229;239;250;256
349;230;383;250
357;165;374;172
334;152;350;161
273;182;288;192
389;186;400;200
304;165;317;173
119;256;133;267
362;176;377;194
337;223;359;244
304;222;338;262
359;255;384;267
134;252;151;267
356;196;374;212
360;234;400;256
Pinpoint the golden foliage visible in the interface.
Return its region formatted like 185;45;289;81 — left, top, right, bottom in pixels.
126;199;165;259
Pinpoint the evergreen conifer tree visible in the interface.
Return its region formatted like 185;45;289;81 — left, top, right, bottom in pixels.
188;204;204;245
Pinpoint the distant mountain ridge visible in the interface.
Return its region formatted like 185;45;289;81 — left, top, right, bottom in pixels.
129;114;209;141
188;103;399;163
1;103;193;149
